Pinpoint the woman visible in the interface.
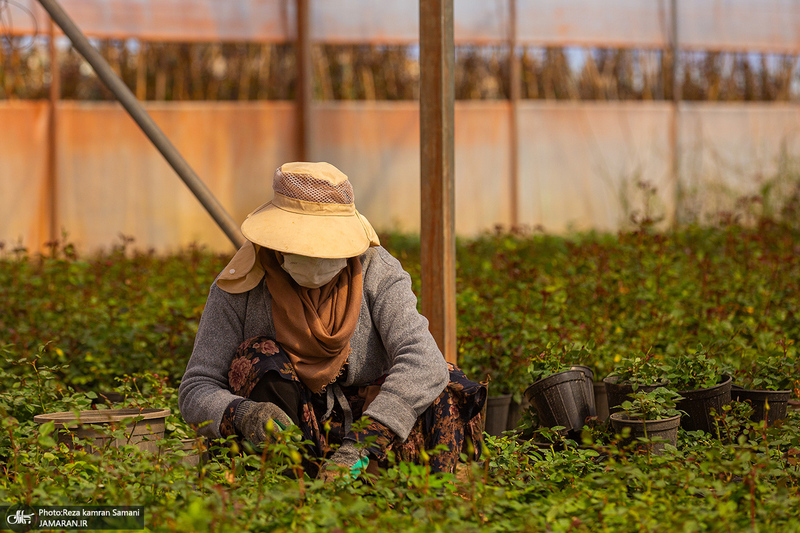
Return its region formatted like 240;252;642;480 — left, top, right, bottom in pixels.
178;162;486;479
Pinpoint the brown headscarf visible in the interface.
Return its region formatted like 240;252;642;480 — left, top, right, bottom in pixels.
260;248;363;393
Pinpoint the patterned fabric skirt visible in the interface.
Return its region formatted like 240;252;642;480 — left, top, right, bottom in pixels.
223;336;487;475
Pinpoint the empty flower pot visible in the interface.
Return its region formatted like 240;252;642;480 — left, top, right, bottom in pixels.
179;437;208;467
34;408;170;454
506;395;530;432
594;381;609;421
484;394;513;436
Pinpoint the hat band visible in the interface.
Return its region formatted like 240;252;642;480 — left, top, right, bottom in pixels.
272;192;356;216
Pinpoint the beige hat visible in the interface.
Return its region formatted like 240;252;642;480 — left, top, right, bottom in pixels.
241;162;380;258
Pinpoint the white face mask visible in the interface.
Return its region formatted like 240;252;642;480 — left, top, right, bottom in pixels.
280;254;347;288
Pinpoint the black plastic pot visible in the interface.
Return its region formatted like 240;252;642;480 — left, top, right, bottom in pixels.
609;412;681;455
594;381;609;421
524;369;594;436
569;365;597;417
732;385;791;426
506;396;530;432
485;394;512;436
91;391;127;405
602;376;670;415
531;440;565;453
676;375;733;434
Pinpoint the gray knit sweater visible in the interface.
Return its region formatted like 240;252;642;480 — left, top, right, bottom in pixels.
178;246;449;441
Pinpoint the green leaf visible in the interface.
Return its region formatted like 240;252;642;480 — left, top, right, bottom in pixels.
38;420;55;437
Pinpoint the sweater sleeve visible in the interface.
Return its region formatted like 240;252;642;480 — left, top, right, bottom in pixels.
178;282;248;439
361;248;450;440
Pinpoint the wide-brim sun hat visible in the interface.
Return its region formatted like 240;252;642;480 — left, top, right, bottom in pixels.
241;161;380;258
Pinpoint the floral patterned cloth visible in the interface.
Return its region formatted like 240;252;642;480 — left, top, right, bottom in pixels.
221;336;487;474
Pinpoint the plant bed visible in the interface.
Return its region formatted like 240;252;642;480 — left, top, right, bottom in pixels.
4;225;800;531
732;385;791;426
33;408;170;454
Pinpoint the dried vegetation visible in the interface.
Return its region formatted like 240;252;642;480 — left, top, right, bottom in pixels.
1;38;799;101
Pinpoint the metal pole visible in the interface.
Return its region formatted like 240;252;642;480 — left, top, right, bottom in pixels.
669;0;681;227
46;19;59;246
420;0;456;364
509;0;520;228
36;0;245;249
295;0;311;161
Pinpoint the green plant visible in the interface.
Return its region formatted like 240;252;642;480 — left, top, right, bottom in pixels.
710;401;761;446
0;341;797;530
112;371;197;440
606;352;667;388
662;346;731;390
619;388;683;421
2;225;800;531
0;344;96;424
526;342;593;383
735;340;799;392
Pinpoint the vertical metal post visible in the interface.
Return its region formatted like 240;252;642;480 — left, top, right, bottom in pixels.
295;0;311;161
46;19;59;245
669;0;681;226
509;0;520;228
420;0;456;363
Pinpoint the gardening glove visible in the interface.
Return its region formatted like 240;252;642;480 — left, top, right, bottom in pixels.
318;439;369;483
234;400;293;447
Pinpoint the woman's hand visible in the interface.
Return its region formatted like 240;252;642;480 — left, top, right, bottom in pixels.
318;440;369;482
234;400;293;446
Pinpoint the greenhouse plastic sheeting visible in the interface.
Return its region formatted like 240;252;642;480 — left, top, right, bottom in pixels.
7;0;800;51
3;101;800;252
0;102;50;251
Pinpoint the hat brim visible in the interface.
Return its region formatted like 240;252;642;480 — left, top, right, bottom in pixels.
241;201;376;258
